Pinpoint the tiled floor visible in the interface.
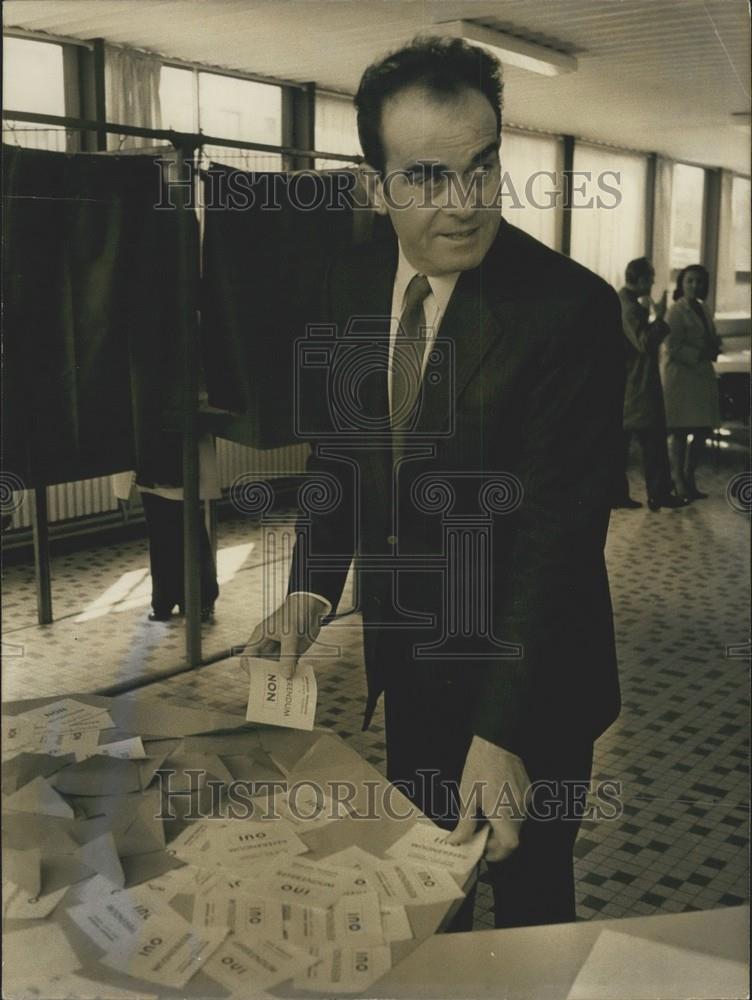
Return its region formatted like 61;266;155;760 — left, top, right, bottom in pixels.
2;457;749;931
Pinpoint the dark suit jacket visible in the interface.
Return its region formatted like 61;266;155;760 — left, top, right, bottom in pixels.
618;286;669;430
289;220;624;757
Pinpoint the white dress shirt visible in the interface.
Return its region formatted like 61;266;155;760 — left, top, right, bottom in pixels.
292;245;460;617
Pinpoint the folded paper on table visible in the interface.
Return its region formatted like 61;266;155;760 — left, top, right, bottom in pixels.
257;855;352;910
4;846;42;896
108;696;250;738
9;970;159;1000
245;656;317;731
361;859;465;905
4;775;75;818
269;786;348;831
189;892;286;937
3;881;68;920
293;944;393;993
260;730;325;776
3;922;83;991
121;849;182;888
283;889;386;947
380;904;413;943
565;928;749;1000
50;757;144;797
67;874;229;987
385;821;489;875
169;818;308;872
76;832;126;887
2;751;75;794
99;922;228;988
182;731;263;756
81;737;148;761
202;935;319;993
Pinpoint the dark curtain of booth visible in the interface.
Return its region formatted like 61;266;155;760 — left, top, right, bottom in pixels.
2;145;189;489
201;167;387;448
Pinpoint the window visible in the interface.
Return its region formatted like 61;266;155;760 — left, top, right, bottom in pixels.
669;163;705;273
161;67;283;171
2;36;69;151
500;131;562;250
159;65;196;133
570;144;647;289
716;174;751;318
315;92;360;170
199;72;283;171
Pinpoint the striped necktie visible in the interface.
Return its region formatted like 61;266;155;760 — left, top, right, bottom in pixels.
391;273;432;462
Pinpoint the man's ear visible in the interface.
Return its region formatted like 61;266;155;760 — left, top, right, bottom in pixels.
360;162;388;216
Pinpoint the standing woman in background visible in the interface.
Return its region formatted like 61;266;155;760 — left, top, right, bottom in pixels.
661;265;723;500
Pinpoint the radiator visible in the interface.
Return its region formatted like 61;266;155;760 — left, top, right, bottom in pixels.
5;441;309;530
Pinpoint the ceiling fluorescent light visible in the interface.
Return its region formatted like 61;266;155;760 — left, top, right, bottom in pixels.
434;21;577;76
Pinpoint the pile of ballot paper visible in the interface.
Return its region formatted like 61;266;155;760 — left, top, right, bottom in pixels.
2;695;488;997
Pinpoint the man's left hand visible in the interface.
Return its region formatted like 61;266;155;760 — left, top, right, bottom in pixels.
447;736;530;864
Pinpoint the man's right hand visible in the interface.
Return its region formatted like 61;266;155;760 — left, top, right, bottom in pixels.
241;593;327;678
653;289;668;321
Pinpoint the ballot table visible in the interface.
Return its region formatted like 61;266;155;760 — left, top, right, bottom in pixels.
373;903;749;999
2;687;471;997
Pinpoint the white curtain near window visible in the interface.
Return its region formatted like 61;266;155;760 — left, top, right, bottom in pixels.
315;93;361;170
652;156;674;295
500;131;562;249
105;45;162;150
716;172;751;318
570;144;647;291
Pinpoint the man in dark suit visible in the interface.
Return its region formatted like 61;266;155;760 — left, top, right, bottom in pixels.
613;256;687;512
246;36;623;931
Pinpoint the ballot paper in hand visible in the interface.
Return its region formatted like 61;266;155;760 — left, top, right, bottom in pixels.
385;821;489;875
244;657;317;731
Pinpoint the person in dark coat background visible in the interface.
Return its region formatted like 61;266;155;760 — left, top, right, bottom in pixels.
661;264;723;501
614;257;688;512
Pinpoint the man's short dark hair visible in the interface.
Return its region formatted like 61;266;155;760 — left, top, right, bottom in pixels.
625;257;654;285
355;35;504;174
